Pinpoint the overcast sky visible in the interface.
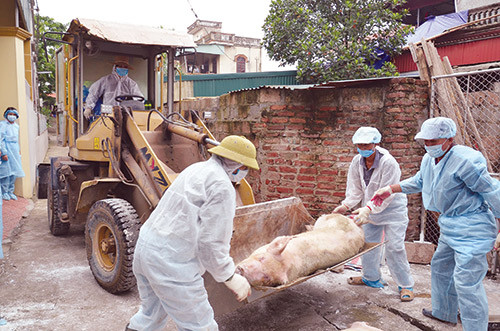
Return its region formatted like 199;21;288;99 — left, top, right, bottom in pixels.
36;0;294;71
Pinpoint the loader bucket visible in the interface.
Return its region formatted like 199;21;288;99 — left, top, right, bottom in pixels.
203;197;383;316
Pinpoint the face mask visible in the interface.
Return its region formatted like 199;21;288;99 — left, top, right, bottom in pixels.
115;67;128;77
228;168;249;183
7;115;17;122
357;148;374;158
424;144;446;158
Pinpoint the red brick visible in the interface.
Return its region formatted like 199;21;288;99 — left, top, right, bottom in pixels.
277;187;293;193
268;124;286;130
299;168;317;174
271;117;288;123
319;106;338;111
270;105;287;110
320;169;338;175
293;145;310;152
297;175;315;181
317;175;335;182
290;118;306;123
293;160;314;167
296;188;314;194
287;124;304;130
279;166;297;173
317;182;335;189
276;111;295;117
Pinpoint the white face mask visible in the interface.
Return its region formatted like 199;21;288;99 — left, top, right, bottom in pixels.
7;115;17;122
228;168;248;183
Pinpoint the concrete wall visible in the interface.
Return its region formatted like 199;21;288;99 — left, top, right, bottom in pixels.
179;77;430;240
220;45;262;73
0;28;43;198
456;0;498;11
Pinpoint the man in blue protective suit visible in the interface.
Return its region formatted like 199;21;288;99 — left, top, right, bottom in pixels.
333;127;415;301
0;107;25;200
127;135;259;331
371;117;500;331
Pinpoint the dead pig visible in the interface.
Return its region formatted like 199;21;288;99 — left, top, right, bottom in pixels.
236;213;365;287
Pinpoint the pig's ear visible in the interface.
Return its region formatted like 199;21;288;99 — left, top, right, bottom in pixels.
267;236;292;256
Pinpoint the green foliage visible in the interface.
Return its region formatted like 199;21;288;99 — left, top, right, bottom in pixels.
263;0;413;83
34;15;67;105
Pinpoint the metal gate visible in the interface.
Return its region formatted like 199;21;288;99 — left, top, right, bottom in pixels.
423;67;500;244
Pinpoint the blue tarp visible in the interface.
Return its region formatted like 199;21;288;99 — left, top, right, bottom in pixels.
406;10;468;45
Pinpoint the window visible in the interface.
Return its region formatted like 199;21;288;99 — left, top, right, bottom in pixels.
236;55;246;73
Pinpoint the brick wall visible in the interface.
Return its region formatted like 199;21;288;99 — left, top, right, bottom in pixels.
179;77;429;240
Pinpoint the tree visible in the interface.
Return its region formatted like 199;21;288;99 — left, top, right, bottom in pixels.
262;0;413;83
34;15;67;109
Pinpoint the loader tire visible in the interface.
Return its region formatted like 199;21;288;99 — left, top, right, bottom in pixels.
47;178;70;236
85;198;141;294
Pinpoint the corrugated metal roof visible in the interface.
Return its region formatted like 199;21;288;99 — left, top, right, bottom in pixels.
232;84;315;93
68;18;196;48
232;74;419;93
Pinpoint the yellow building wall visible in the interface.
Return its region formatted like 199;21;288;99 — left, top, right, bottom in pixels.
0;28;35;198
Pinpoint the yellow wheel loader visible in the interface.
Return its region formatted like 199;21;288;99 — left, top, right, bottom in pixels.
40;18;378;316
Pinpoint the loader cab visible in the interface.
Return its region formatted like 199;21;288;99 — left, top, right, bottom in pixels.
51;18;196;161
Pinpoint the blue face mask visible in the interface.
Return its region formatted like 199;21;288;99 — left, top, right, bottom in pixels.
115;67;128;77
229;168;249;183
7;115;17;122
424;144;446;158
357;147;375;158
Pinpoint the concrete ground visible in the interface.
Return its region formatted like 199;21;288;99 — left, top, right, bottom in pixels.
1;132;499;330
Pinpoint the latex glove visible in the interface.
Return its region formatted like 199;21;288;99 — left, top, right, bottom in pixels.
84;107;92;119
494;233;500;250
224;273;251;302
333;204;349;214
371;185;393;207
351;206;372;226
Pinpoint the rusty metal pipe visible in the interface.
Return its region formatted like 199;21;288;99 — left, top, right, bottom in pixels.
165;123;209;144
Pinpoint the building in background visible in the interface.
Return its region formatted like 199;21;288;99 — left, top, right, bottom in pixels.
396;1;500;73
184;20;262;74
0;0;48;198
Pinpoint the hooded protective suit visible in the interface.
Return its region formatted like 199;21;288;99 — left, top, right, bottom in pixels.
85;68;143;111
0;110;25;200
129;155;237;331
400;145;500;330
342;146;414;288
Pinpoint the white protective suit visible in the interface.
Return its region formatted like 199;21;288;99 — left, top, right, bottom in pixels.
129;155;236;331
341;146;414;288
85;69;143;111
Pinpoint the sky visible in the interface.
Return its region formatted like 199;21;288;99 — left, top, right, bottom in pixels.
36;0;294;71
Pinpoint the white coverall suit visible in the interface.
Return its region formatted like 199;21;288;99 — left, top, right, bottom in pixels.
129;156;236;331
342;146;414;288
85;69;143;111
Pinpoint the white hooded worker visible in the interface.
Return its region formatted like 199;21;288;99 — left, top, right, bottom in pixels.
84;55;143;120
333;126;415;301
126;135;259;331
